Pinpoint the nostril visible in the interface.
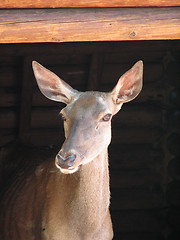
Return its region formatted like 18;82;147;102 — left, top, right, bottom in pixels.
56;152;76;168
56;153;64;167
57;153;65;161
67;154;76;167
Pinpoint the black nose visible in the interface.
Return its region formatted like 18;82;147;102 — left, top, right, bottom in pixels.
56;152;76;169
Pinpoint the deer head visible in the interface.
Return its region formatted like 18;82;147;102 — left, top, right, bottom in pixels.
32;60;143;174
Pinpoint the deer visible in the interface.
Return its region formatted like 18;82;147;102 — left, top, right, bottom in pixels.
0;60;143;240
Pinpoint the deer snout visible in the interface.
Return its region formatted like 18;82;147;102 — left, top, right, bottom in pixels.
56;152;76;169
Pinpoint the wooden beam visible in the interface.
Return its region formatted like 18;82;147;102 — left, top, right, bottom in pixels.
0;8;180;43
0;0;180;8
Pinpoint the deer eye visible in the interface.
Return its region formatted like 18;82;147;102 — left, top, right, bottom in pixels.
60;113;66;121
102;114;112;121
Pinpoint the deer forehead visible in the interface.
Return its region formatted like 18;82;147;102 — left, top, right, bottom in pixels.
64;92;111;119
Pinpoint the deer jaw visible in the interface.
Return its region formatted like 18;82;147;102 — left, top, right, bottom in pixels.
32;60;143;175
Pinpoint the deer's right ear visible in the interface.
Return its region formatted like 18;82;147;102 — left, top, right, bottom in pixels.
111;60;143;105
32;61;77;104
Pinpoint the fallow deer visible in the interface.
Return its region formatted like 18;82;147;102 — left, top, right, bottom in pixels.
0;60;143;239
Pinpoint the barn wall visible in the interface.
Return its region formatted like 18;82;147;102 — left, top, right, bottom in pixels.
0;41;180;239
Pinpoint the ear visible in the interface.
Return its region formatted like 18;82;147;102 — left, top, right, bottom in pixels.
111;60;143;104
32;61;78;104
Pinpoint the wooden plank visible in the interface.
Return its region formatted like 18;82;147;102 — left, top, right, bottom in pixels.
31;107;62;128
0;41;179;57
0;65;22;87
0;109;18;128
1;0;180;8
18;57;33;143
0;89;19;107
87;54;104;90
0;8;180;43
0;129;16;147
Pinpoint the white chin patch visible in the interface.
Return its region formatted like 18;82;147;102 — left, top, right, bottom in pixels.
55;163;79;174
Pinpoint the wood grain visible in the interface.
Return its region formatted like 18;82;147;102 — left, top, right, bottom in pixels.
0;0;180;8
0;8;180;43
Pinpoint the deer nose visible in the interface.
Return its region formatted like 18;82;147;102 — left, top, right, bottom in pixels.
56;152;76;169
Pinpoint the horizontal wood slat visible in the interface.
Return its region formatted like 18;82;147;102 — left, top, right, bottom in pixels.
0;8;180;43
0;41;179;57
1;0;180;8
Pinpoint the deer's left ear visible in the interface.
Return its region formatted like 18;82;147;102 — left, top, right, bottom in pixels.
111;60;143;104
32;61;78;104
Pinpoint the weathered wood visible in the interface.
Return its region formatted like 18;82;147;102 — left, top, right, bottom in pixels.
1;0;180;8
0;8;180;43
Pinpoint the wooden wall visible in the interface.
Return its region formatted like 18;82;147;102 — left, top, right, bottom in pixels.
0;41;180;239
1;8;180;43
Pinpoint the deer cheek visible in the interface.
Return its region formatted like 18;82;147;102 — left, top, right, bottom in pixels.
95;122;100;130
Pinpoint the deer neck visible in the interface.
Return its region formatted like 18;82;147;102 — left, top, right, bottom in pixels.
66;148;110;232
76;148;110;206
59;148;110;211
48;149;109;215
42;148;110;238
